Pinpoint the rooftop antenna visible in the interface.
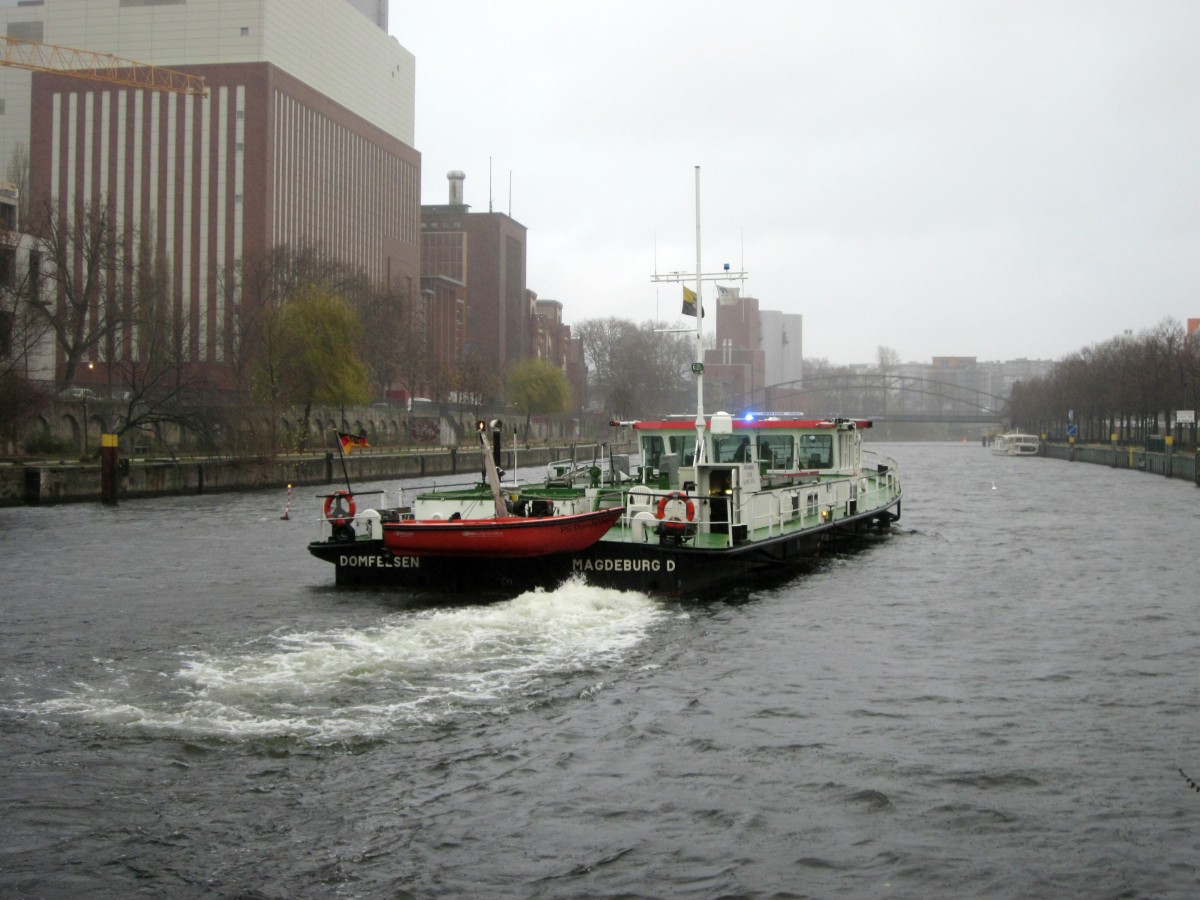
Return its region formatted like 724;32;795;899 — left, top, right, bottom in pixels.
654;231;659;321
488;155;493;212
508;170;512;217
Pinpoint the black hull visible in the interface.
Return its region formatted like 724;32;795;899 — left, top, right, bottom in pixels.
309;502;900;597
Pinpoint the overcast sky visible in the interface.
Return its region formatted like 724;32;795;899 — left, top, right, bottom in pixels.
391;1;1198;365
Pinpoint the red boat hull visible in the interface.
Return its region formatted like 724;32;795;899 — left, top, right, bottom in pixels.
381;507;623;558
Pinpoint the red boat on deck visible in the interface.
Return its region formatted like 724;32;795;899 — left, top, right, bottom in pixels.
381;506;623;558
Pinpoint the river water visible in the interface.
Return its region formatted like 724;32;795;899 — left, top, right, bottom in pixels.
1;443;1198;898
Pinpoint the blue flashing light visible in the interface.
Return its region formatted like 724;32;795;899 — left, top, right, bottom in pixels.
743;412;756;422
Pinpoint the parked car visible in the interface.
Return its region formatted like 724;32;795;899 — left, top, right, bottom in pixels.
59;387;98;400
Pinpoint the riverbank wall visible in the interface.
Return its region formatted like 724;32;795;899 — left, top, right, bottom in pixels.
1043;442;1200;485
0;442;635;507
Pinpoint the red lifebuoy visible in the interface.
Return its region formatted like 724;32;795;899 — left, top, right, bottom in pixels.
655;491;695;523
323;490;356;526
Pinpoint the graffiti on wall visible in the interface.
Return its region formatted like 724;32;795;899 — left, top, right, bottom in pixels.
409;418;439;444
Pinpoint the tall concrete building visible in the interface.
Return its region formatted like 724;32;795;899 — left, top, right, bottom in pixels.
343;0;387;30
0;0;419;381
421;170;529;375
760;309;803;390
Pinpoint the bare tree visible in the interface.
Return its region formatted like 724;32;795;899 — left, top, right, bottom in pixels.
1009;318;1200;445
0;224;48;382
26;196;131;384
0;226;51;451
89;220;225;454
354;281;423;403
5;143;30;228
450;353;499;413
576;317;693;419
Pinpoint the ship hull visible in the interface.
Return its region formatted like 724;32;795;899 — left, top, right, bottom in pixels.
308;500;899;596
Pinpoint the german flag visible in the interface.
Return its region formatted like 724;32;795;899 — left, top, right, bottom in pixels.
336;431;369;454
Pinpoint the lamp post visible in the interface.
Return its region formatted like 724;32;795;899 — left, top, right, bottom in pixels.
81;361;94;457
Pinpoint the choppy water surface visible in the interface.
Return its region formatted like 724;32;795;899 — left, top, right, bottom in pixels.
2;444;1198;898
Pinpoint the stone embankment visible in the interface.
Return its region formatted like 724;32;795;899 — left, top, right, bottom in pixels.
0;443;634;507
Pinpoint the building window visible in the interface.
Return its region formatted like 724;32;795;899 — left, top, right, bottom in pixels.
234;194;243;204
6;21;45;42
0;309;11;358
27;249;40;304
0;246;14;287
235;142;244;151
240;26;249;36
236;110;244;120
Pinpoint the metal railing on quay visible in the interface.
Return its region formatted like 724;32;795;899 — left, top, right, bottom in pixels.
1043;442;1199;484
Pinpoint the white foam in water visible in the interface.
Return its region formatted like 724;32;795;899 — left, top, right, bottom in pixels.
28;579;665;744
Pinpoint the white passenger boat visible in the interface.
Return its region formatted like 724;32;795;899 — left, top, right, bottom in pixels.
991;432;1041;456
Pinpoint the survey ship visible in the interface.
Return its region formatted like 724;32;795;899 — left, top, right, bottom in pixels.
307;411;901;595
307;167;902;595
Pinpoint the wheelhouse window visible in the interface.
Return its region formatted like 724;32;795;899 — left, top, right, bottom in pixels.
642;435;666;470
757;435;794;470
797;434;833;469
713;434;752;463
669;435;696;466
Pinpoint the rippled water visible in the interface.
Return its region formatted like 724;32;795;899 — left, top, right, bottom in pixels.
2;444;1198;898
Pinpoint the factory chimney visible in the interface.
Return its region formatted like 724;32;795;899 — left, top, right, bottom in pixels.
448;170;466;206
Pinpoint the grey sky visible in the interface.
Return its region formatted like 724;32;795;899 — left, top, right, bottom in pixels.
392;1;1197;365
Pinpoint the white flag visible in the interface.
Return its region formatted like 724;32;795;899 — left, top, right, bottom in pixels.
716;285;740;305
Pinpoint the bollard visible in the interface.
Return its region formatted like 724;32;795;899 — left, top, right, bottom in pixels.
100;433;119;505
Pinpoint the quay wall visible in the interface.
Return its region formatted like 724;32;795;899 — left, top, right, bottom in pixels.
0;443;635;507
1042;442;1200;486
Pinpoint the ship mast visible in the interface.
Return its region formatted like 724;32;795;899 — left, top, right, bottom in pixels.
692;165;706;464
650;167;748;466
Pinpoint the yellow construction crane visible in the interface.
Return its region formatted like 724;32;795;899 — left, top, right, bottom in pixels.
0;35;207;96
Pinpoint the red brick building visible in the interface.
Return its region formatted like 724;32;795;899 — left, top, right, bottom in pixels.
420;171;528;380
12;0;420;386
531;295;586;411
703;295;766;410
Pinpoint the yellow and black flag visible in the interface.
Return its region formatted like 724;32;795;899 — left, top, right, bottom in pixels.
682;285;704;317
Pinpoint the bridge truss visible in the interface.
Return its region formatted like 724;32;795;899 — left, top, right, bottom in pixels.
725;373;1009;424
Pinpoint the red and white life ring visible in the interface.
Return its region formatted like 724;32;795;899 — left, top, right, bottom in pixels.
655;491;695;524
323;490;356;526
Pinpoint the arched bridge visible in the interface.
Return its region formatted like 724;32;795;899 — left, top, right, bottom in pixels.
725;373;1009;424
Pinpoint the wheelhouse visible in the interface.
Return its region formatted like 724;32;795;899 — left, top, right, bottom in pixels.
633;413;872;489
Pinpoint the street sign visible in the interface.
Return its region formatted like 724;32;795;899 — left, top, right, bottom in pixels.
1066;424;1078;437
